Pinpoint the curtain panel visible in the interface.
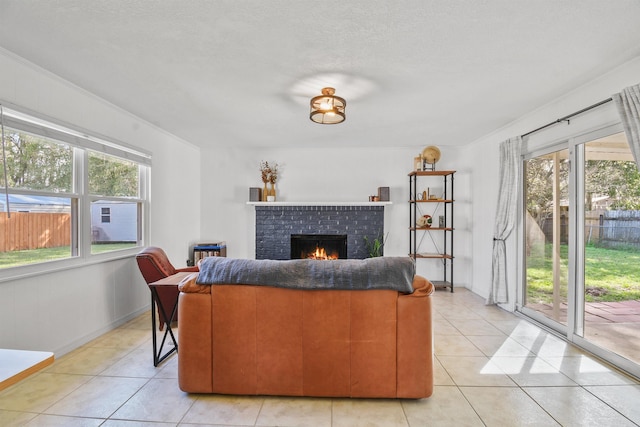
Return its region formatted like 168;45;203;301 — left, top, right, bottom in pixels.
613;83;640;171
487;136;522;305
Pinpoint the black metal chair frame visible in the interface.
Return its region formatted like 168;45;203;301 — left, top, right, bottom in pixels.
149;286;179;366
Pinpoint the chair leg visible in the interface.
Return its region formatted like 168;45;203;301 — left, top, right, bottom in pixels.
150;289;178;367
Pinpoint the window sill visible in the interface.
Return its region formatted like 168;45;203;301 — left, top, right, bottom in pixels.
0;247;141;284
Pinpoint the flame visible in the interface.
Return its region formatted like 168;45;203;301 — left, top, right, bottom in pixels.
306;245;338;260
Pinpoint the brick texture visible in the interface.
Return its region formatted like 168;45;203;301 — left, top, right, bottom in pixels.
255;206;384;260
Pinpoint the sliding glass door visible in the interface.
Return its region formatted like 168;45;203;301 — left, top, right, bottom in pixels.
523;148;570;331
521;128;640;377
579;132;640;368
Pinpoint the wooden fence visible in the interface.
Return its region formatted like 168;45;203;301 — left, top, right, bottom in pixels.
528;209;640;251
597;210;640;249
0;212;71;252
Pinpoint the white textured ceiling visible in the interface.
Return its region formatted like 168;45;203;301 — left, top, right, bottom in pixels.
1;1;640;149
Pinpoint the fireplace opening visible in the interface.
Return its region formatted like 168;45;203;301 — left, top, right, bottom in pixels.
290;234;347;260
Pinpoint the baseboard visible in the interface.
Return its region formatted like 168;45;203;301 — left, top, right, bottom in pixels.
53;304;151;357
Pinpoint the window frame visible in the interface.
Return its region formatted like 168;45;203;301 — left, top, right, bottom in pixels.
0;105;151;281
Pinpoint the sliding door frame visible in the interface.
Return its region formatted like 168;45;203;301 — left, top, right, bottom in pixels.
570;123;640;378
518;141;574;336
518;122;640;379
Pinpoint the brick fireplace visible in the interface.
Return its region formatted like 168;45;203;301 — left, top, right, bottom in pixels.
255;205;385;260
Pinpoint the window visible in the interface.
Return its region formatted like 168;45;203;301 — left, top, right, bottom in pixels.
91;200;140;254
87;151;143;254
88;151;139;198
101;207;111;223
0;106;150;270
0;128;73;192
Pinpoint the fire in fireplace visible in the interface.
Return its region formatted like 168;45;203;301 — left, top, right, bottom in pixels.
290;234;347;260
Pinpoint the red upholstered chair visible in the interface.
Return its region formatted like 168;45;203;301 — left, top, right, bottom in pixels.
136;246;198;330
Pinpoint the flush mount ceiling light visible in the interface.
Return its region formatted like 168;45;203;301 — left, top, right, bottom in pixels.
310;87;346;124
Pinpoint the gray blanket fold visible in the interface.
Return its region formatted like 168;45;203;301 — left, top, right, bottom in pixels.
196;256;415;294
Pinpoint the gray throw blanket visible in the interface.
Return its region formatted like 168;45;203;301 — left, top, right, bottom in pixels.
196;256;415;294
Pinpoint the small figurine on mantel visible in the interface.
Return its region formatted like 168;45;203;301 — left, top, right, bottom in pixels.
260;161;279;202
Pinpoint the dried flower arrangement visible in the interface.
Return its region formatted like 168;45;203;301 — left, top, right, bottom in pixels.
260;161;279;184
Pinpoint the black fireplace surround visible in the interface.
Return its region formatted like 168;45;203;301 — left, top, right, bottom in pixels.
290;234;347;259
255;205;384;260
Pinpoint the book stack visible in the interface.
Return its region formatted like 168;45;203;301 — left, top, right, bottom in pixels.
193;241;227;264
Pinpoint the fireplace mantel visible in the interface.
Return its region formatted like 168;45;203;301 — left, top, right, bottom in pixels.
247;201;392;206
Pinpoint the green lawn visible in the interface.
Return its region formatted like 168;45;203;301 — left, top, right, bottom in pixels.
527;243;640;303
0;243;138;269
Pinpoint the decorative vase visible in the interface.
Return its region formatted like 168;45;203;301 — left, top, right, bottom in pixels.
262;182;268;202
268;183;277;201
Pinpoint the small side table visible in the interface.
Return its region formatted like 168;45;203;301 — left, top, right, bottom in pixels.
149;271;193;366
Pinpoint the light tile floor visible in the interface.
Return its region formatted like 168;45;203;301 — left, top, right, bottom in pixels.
1;288;640;426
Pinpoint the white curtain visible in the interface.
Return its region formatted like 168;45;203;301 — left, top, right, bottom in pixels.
613;83;640;171
487;136;522;305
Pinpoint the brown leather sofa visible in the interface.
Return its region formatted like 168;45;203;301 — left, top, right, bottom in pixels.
177;264;434;399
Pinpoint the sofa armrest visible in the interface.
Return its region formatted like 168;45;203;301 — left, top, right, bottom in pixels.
409;275;434;296
178;272;211;294
396;274;434;398
178;291;213;392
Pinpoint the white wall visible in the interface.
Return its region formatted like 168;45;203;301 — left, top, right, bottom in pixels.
467;55;640;308
200;145;473;288
197;50;639;300
0;48;201;355
2;43;638;358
